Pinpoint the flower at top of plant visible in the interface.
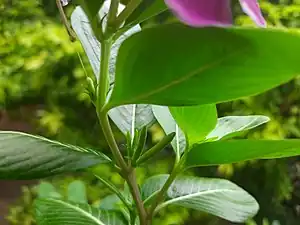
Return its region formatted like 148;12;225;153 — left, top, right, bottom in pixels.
164;0;266;27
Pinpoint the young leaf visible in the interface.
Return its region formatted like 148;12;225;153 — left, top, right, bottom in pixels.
170;105;217;145
37;182;62;199
152;105;186;155
0;131;110;179
71;6;155;134
68;180;88;204
141;175;258;222
125;0;167;26
108;24;300;107
186;140;300;168
206;115;270;140
35;198;127;225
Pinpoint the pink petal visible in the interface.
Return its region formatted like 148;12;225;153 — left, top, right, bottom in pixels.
164;0;232;27
239;0;266;27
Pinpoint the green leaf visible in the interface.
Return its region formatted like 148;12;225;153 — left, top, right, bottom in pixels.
35;198;127;225
108;24;300;108
71;7;154;134
125;0;167;26
99;194;122;210
170;105;217;145
99;194;130;222
0;131;110;179
75;0;105;20
152;105;186;155
186;140;300;168
37;182;62;199
141;175;258;222
108;104;155;134
206;116;270;140
68;180;88;204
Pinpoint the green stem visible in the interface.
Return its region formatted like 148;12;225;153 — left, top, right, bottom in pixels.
148;160;182;219
107;0;120;26
97;39;148;225
56;0;76;41
127;169;148;225
114;0;142;28
95;175;131;210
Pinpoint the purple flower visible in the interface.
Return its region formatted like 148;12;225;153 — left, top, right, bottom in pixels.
165;0;266;27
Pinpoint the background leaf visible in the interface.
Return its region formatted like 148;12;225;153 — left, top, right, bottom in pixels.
109;24;300;107
0;131;110;179
67;180;88;204
35;198;127;225
206;115;270;140
125;0;167;26
37;182;62;199
141;175;258;222
186;140;300;168
152;105;186;155
170;105;217;145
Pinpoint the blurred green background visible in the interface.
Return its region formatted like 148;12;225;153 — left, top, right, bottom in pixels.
0;0;300;224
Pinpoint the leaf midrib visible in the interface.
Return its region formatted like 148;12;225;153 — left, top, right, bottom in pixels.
44;199;105;225
111;47;246;107
155;188;254;212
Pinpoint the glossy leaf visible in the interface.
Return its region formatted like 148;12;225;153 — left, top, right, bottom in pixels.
109;24;300;108
35;198;126;225
0;131;110;179
68;180;87;204
71;6;154;134
125;0;167;26
206;115;270;140
152;105;186;155
141;175;258;222
170;105;217;145
186;140;300;168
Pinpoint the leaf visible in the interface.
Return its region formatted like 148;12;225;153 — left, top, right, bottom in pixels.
206;116;270;140
68;180;88;204
152;105;186;155
71;5;140;81
108;24;300;108
99;194;122;211
0;131;110;179
108;103;155;134
37;182;62;199
75;0;105;21
186;140;300;168
35;198;127;225
71;6;154;134
125;0;167;26
141;175;258;222
99;194;130;222
170;105;217;145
